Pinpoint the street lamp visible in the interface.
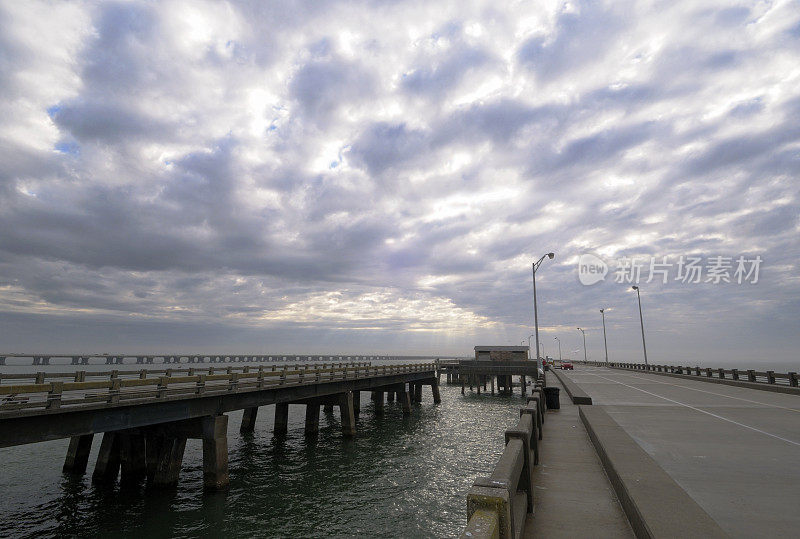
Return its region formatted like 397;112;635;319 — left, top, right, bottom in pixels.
576;327;587;363
526;334;535;359
631;286;649;365
600;309;609;366
539;341;545;359
553;336;562;361
532;252;555;368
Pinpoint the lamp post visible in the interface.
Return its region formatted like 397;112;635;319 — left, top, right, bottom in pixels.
527;334;535;359
554;336;562;361
600;309;609;366
631;286;649;366
532;252;555;369
539;341;545;360
576;327;587;363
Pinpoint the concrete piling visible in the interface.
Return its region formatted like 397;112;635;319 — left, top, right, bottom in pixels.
373;391;385;415
431;379;442;404
201;415;229;491
305;402;320;435
339;392;356;437
151;436;187;488
274;403;289;435
240;407;258;434
63;434;94;474
353;391;361;418
92;432;121;484
120;432;147;485
399;387;412;415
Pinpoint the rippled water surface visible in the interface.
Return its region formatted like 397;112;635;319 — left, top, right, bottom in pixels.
0;362;527;538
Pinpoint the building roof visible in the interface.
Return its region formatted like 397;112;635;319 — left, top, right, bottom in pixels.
473;346;529;351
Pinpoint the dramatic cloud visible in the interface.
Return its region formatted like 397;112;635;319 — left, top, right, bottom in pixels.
1;0;798;365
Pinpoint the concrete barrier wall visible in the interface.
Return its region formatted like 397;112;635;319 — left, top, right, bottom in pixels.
578;361;800;396
579;406;727;539
461;380;545;539
549;368;592;405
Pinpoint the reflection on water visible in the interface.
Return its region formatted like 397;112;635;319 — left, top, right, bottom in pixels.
0;378;527;538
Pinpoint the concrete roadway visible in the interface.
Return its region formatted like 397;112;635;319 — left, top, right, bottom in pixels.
561;366;800;538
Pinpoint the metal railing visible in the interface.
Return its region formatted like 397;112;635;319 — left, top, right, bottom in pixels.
579;361;799;387
0;362;434;413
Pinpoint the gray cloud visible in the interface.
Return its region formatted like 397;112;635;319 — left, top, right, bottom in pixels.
0;0;798;364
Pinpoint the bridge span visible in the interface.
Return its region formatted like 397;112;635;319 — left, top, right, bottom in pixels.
0;362;439;492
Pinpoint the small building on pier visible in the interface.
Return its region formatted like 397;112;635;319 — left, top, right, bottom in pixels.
474;346;530;361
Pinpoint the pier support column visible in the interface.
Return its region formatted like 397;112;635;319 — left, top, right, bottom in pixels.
120;432;147;485
240;407;258;434
324;403;334;413
145;434;161;482
92;432;121;484
274;403;289;435
491;376;495;395
521;375;527;396
63;434;94;474
305;402;320;435
398;386;412;416
431;379;441;404
202;415;229;491
461;376;465;395
387;390;395;403
352;391;361;419
373;391;384;415
339;392;356;437
151;436;187;488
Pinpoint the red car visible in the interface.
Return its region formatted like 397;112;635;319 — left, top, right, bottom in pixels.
561;362;574;370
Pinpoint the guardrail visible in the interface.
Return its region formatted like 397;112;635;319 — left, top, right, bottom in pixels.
579;361;799;387
0;362;433;413
0;362;370;385
461;381;545;539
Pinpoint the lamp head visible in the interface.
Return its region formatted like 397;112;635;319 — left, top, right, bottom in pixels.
600;308;604;313
632;285;639;290
547;252;554;259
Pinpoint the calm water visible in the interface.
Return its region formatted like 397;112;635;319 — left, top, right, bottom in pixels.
0;361;524;538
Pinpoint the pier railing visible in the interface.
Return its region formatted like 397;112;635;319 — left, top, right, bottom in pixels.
580;361;799;387
462;382;544;538
0;362;433;413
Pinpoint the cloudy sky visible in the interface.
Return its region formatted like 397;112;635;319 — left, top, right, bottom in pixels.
1;0;798;365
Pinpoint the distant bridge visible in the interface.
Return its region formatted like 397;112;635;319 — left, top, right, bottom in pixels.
0;353;461;366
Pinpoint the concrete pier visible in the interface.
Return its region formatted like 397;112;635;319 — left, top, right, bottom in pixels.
201;415;229;491
151;436;186;488
92;432;121;484
240;407;258;434
274;403;289;435
63;434;94;474
305;402;320;435
339;392;356;436
119;432;147;485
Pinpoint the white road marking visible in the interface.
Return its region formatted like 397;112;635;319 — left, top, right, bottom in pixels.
582;371;800;447
605;370;800;413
